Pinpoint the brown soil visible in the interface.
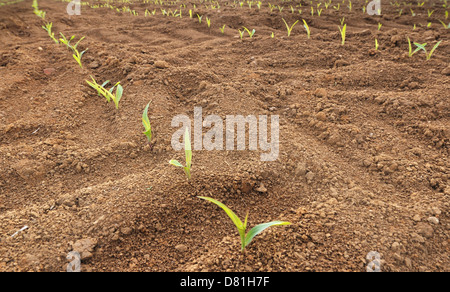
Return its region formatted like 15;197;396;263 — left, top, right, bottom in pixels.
0;0;449;272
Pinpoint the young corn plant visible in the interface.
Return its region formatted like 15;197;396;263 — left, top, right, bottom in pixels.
219;25;226;34
59;33;75;50
42;22;59;44
375;38;379;50
339;24;347;45
206;17;211;28
142;102;152;144
414;41;443;60
243;27;255;38
438;20;450;29
302;19;311;39
238;29;245;39
282;18;299;37
407;37;421;57
169;127;192;180
86;76;123;109
198;196;291;253
72;44;88;69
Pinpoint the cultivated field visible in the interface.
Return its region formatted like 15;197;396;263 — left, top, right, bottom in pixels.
0;0;449;272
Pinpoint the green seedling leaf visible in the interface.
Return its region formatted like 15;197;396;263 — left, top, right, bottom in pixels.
339;24;347;45
302;19;311;39
169;159;184;167
242;27;255;38
282;18;299;37
198;196;291;252
169;127;192;180
427;40;442;60
245;221;292;247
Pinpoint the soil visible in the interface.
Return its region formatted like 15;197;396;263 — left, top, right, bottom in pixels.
0;0;449;272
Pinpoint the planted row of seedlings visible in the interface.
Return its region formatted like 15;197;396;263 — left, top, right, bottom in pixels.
33;0;291;253
59;0;446;59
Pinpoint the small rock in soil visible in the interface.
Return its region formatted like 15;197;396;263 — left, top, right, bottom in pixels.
175;244;187;252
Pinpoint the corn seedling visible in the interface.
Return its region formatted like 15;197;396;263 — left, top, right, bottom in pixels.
438;20;450;29
414;41;443;60
318;8;323;16
428;9;434;17
282;18;299;37
340;17;345;26
198;196;291;253
271;32;275;38
339;24;347;45
243;27;255;38
206;17;211;28
59;33;75;50
220;25;226;34
189;9;192;18
197;14;203;23
33;0;46;19
238;29;245;39
142;102;152;144
407;37;421;57
86;76;123;109
42;22;59;44
378;23;382;31
375;38;379;50
302;19;311;39
169;127;192;180
71;38;88;69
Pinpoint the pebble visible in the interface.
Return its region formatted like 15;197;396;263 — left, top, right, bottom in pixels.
175;244;187;252
154;60;169;69
121;227;133;235
72;238;98;261
404;257;412;269
43;68;55;75
391;242;400;250
416;223;434;238
256;183;267;193
305;172;315;184
412;214;421;222
427;217;439;225
431;207;441;216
